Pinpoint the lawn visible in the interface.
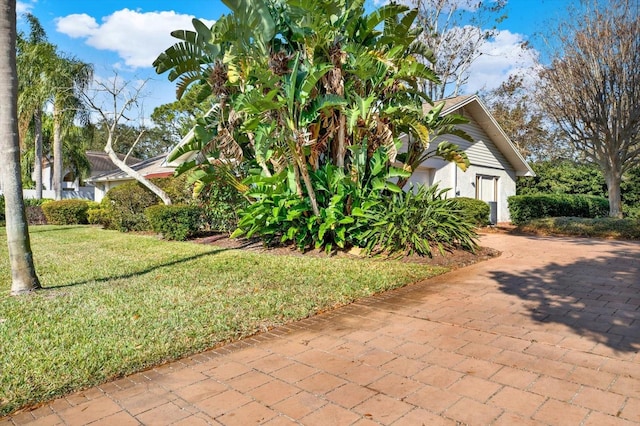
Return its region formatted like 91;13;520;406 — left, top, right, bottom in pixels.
0;225;448;416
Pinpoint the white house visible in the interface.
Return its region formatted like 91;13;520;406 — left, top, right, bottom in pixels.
87;154;175;202
405;95;535;223
25;151;142;200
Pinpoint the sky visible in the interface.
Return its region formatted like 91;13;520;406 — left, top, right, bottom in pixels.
16;0;578;125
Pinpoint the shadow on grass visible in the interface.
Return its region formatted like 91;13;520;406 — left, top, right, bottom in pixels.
43;247;230;290
491;247;640;352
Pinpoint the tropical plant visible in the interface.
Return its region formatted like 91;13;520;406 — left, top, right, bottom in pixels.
16;14;93;201
154;0;475;254
351;185;478;256
16;13;57;199
50;54;93;200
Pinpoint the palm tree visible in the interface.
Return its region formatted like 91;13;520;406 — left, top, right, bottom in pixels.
51;54;93;200
0;0;41;294
16;13;57;199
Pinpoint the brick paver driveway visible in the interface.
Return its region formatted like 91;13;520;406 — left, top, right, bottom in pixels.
3;233;639;425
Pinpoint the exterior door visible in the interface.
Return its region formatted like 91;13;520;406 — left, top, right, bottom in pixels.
476;175;498;202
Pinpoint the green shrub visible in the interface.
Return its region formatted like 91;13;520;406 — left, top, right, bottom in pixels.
197;176;248;233
0;195;4;224
154;174;193;205
623;205;640;219
102;182;160;232
87;207;112;227
145;204;202;241
454;197;490;226
41;199;89;225
508;194;609;225
352;185;477;256
519;217;640;239
26;206;47;225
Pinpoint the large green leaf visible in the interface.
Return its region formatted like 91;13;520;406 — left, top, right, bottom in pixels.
435;141;470;171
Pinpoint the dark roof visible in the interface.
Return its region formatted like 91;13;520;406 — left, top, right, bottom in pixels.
86;151;141;177
87;154;174;183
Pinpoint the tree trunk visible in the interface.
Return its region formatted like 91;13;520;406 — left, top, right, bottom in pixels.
604;171;623;218
295;144;319;216
52;107;62;200
336;114;346;169
0;0;41;294
104;135;173;205
33;108;43;199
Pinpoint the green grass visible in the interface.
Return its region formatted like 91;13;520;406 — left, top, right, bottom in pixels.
517;216;640;239
0;225;448;415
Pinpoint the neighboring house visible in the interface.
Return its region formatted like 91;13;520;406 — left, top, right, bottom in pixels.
87;154;174;202
404;94;535;223
26;151;142;200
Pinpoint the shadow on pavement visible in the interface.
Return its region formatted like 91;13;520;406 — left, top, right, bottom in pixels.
491;249;640;353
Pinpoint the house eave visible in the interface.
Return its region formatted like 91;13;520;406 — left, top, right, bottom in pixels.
440;94;536;178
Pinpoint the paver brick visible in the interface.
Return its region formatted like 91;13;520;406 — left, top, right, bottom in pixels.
216;401;278;426
573;386;627;415
56;397;122;425
533;399;589;425
444;397;503;425
488;386;546;417
403;384;461;413
353;394;413;424
367;373;423;399
412;364;464;388
271;391;327;420
452;357;503;379
489;366;539;389
447;375;502;403
247;379;300;406
392;408;456;426
299;402;362;425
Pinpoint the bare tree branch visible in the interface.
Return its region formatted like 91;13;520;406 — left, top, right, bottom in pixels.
537;0;640;217
83;73;172;205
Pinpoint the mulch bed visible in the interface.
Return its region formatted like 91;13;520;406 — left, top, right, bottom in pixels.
192;232;501;270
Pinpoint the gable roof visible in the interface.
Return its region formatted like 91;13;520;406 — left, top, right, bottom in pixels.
87;154;175;183
85;151;142;177
431;95;535;177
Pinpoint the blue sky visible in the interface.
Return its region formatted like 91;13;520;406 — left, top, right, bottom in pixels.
16;0;577;124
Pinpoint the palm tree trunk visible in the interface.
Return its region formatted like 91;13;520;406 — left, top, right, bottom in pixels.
0;0;41;294
53;107;63;200
33;108;43;199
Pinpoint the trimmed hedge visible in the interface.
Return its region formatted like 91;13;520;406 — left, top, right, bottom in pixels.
41;199;89;225
102;182;160;231
145;204;202;241
454;197;490;226
508;194;609;225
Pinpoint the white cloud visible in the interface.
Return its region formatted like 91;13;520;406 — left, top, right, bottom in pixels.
463;29;540;94
55;13;99;38
17;1;35;14
55;9;215;69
